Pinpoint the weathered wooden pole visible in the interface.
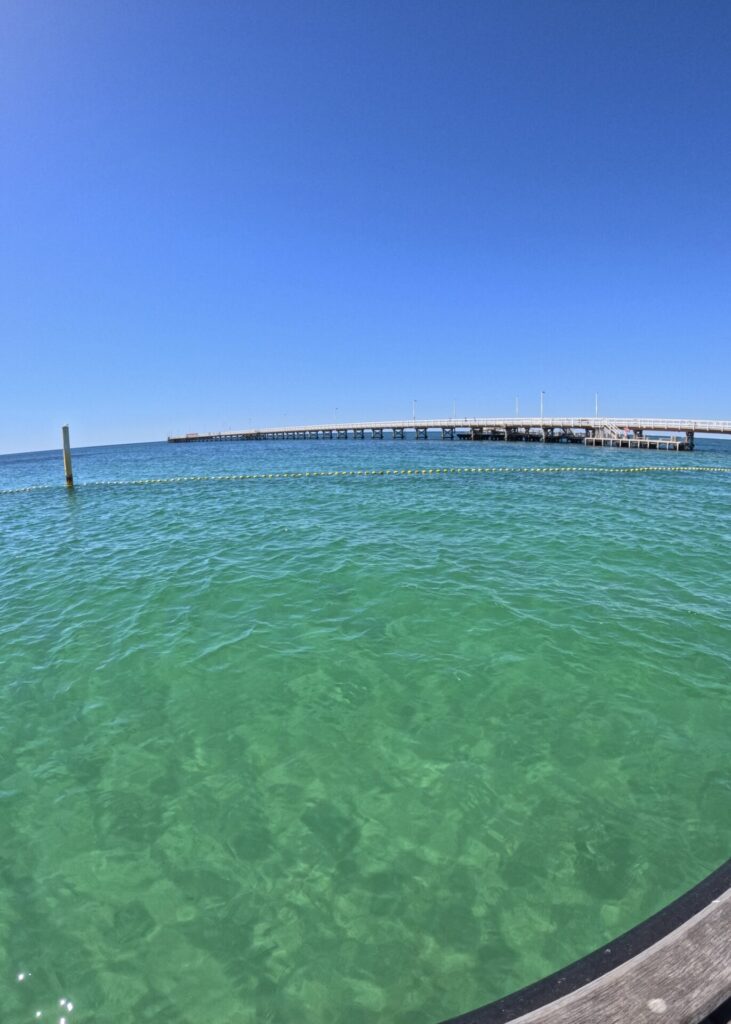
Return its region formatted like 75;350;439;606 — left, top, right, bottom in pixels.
61;424;74;488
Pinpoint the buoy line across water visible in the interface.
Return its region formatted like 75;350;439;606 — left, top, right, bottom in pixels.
1;464;730;495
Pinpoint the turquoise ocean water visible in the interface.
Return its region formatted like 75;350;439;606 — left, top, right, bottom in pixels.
1;437;729;1023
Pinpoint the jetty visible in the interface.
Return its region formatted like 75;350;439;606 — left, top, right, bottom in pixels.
168;417;731;451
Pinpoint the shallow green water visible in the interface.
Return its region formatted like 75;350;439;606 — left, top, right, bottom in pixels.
1;440;729;1023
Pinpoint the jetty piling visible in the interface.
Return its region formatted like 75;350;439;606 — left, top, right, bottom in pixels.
62;425;74;487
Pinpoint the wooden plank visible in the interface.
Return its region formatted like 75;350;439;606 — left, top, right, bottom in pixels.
441;862;730;1024
502;888;730;1024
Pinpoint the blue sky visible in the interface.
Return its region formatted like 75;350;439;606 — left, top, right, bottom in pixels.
2;0;729;453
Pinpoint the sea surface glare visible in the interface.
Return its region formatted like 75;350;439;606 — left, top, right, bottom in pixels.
1;439;729;1024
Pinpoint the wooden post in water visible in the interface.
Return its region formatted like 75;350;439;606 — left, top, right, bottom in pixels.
62;424;74;488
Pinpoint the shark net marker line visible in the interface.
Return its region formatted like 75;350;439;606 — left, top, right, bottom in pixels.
1;465;731;495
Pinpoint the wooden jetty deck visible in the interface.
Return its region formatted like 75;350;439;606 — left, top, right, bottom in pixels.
168;418;731;452
440;858;730;1024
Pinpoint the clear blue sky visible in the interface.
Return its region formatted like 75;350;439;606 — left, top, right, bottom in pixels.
2;0;729;453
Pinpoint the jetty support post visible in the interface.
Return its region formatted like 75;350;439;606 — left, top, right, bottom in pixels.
62;424;74;488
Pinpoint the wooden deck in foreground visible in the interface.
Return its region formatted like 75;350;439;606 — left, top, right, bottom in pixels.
441;859;730;1024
